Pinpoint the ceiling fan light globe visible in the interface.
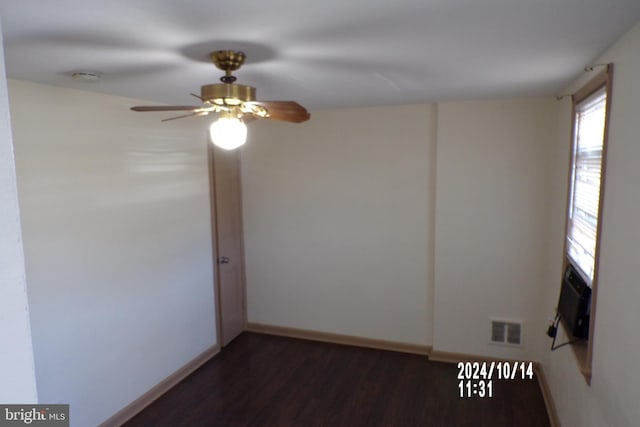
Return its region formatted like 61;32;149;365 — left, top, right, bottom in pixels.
209;117;247;150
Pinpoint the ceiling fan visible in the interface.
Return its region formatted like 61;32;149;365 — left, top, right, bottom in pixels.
131;50;310;149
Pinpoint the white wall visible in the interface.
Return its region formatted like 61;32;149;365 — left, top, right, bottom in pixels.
242;105;435;345
542;21;640;427
8;80;216;426
433;98;557;361
0;22;38;404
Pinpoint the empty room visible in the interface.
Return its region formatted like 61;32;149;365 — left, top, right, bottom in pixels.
1;1;640;426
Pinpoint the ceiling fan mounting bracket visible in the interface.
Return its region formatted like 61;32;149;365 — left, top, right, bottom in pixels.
210;50;246;83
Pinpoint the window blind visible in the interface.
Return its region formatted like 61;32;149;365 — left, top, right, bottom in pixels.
567;87;607;283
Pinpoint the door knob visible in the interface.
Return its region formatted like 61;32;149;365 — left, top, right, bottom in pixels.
218;256;230;264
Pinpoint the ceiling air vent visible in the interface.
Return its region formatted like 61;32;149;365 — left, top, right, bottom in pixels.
490;318;523;346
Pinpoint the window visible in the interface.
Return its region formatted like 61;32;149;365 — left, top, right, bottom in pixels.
560;64;612;384
566;85;608;283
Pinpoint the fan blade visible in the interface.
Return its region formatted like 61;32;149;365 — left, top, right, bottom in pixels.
161;112;205;122
130;105;201;112
249;101;310;123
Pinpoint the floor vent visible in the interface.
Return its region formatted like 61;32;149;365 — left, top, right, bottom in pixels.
490;319;523;346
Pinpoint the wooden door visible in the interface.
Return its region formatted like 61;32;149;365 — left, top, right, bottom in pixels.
210;145;247;347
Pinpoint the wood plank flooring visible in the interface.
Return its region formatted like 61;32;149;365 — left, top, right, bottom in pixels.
124;332;550;427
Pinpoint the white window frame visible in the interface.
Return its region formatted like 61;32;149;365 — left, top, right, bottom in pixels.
561;64;612;385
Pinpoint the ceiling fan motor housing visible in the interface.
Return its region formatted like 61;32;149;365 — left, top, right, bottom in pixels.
201;83;256;106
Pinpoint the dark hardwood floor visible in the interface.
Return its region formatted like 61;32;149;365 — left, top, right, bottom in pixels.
124;332;550;427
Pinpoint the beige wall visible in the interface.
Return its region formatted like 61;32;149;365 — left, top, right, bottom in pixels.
9;80;217;426
241;99;559;360
0;23;38;404
433;98;557;361
542;21;640;427
242;105;436;345
5;18;640;427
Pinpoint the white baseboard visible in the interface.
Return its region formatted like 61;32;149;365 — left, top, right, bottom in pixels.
98;344;220;427
534;363;561;427
246;322;431;356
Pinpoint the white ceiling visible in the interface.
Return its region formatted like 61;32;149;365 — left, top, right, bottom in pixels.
0;0;639;110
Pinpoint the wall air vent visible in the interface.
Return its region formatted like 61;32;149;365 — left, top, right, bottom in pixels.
490;318;523;346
